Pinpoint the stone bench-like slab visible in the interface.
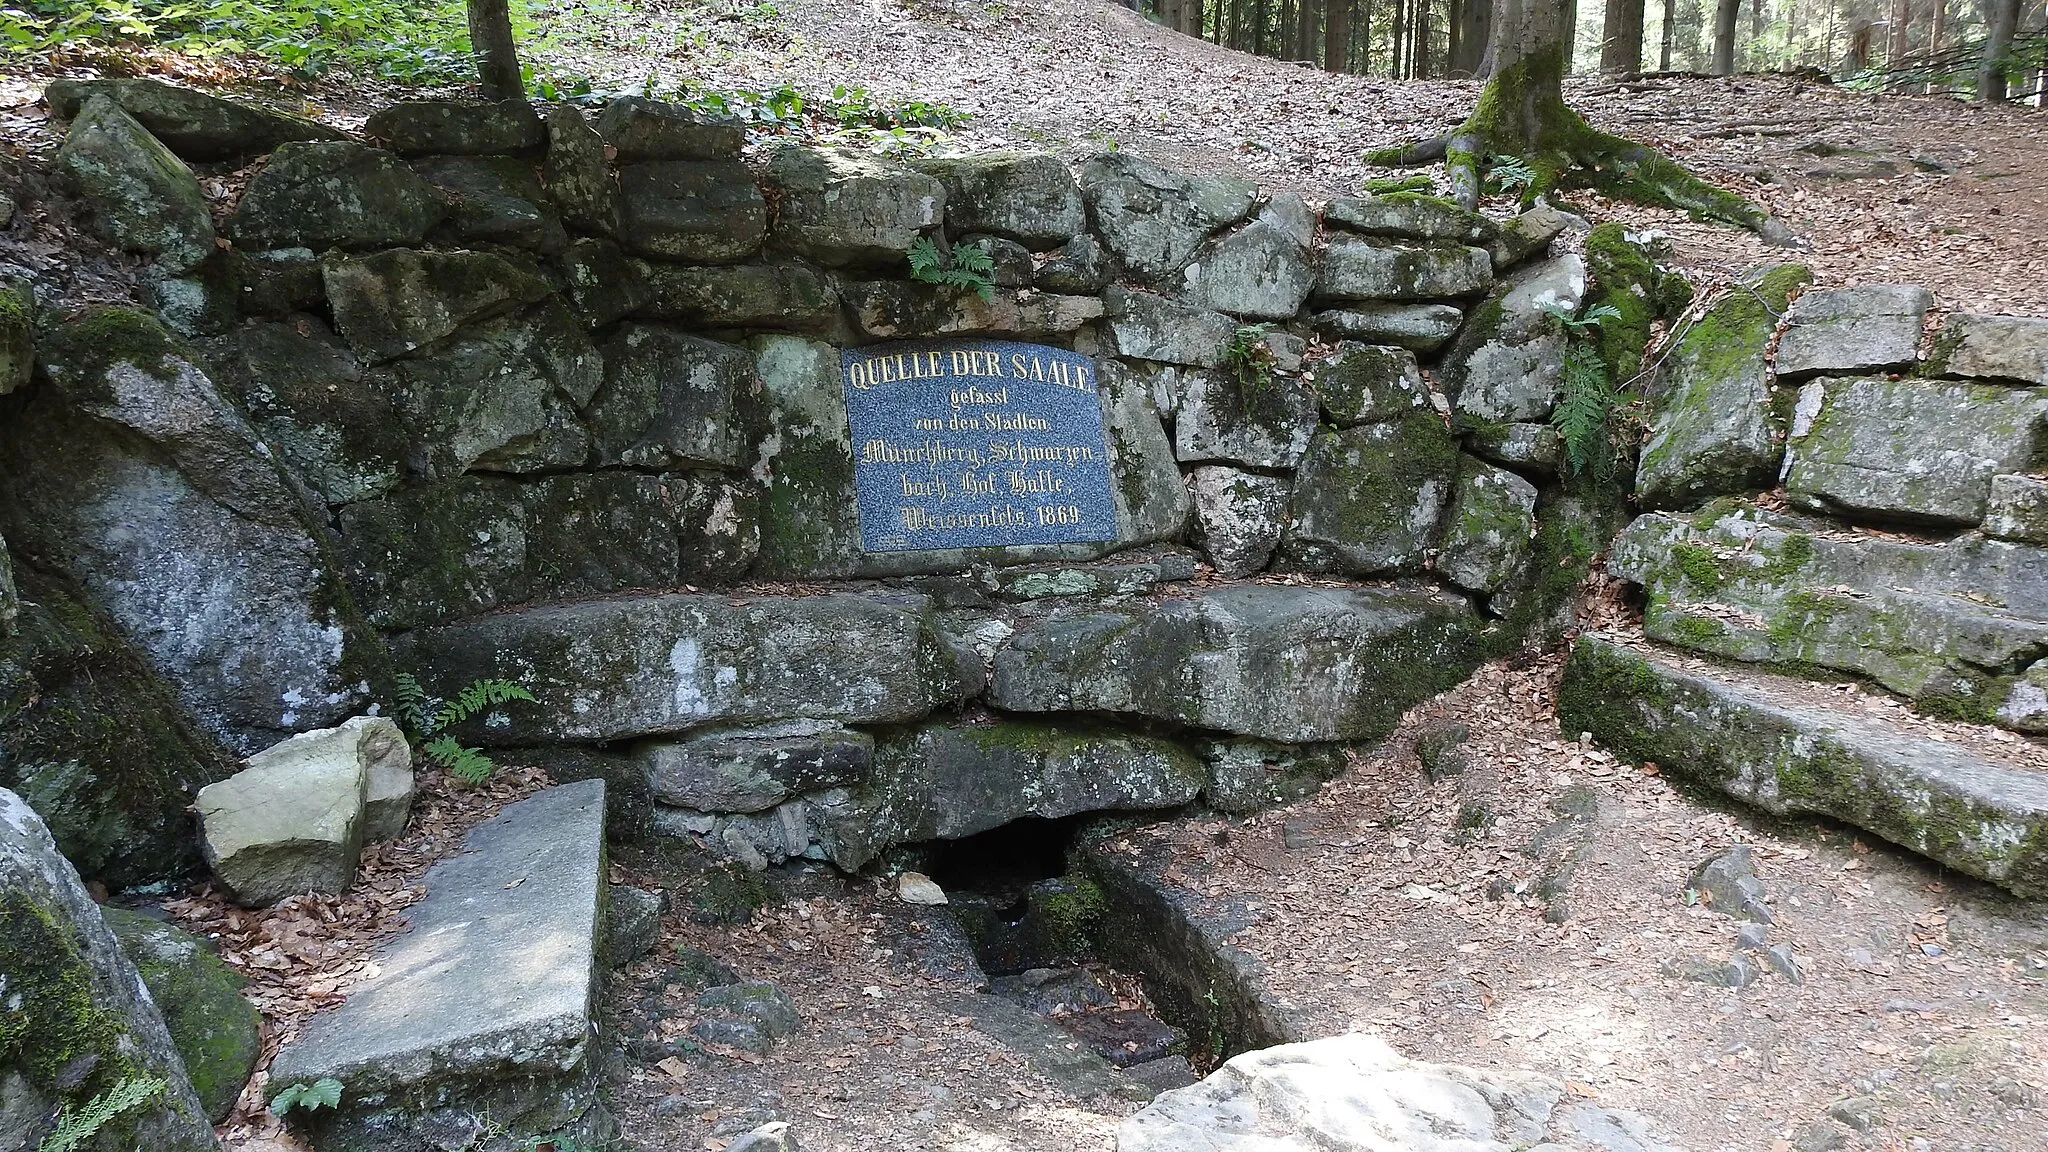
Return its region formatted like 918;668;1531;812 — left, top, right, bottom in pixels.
1559;634;2048;899
268;779;609;1148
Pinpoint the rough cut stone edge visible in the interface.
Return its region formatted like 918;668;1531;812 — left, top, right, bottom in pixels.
268;779;607;1099
1558;633;2048;899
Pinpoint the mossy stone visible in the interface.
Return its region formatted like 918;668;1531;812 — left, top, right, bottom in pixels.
101;907;260;1122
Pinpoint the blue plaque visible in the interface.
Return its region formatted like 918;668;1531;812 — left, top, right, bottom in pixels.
841;339;1119;552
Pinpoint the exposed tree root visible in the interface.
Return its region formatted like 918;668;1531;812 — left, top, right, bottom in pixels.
1373;69;1800;248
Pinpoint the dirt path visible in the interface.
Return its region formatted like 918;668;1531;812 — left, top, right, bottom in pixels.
520;0;2048;315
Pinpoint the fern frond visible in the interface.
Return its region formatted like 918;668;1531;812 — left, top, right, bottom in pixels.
951;246;995;275
393;672;433;735
906;235;942;278
1552;343;1615;477
424;735;497;786
38;1076;163;1152
432;678;535;730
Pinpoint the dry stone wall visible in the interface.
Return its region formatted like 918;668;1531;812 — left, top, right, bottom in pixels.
12;79;1658;881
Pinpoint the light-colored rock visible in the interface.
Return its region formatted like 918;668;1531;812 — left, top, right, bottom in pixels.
1173;196;1316;320
1325;192;1495;244
0;788;219;1152
57;96;215;274
1985;473;2048;544
1773;283;1932;379
617;159;767;262
896;871;949;905
1170;365;1317;469
1312;303;1464;351
1105;288;1238;367
396;592;970;744
542;104;623;236
1996;660;2048;734
1783;374;2048;525
914;153;1084;247
1308;341;1426;426
1315;236;1492;303
1487;203;1577;269
1440;254;1585;423
1118;1032;1565;1151
1561;635;2048;899
1438;457;1539;594
197;727;371;906
1466;421;1565;474
227;140;446;251
1079;152;1256;281
1931;313;2048;385
1187;466;1288;577
268;781;609;1148
645;721;873;813
46;77;341;160
322;247;552;364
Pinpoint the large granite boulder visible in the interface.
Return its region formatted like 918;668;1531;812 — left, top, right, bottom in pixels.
322;247;552;364
1783;374;2048;525
228;140;447;251
46;77;340;160
1172;195;1315;320
1437;254;1584;423
1635;264;1811;510
364;99;545;155
334;476;530;631
1773;283;1933;379
1308;341;1427;427
396;592;973;744
765;145;943;265
644;721;873;814
1315;236;1491;303
7;309;385;752
1561;636;2048;899
1611;504;2048;721
1079;152;1256;280
0;562;233;889
1284;412;1460;575
1118;1033;1576;1151
1929;313;2048;385
590;323;752;469
915;153;1084;247
595;96;745;161
986;583;1482;743
618;159;767;262
389;302;598;477
1169;363;1317;469
0;787;219;1152
57;96;215;274
102;907;261;1123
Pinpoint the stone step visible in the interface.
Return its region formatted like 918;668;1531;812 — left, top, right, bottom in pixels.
267;779;609;1150
1558;634;2048;899
1609;502;2048;727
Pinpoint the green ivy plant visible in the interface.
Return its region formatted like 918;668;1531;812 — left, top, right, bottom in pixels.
37;1076;163;1152
271;1077;344;1116
1539;301;1628;480
906;236;996;301
394;673;536;786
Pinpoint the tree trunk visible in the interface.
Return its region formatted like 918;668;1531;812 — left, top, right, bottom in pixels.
1327;0;1352;66
1601;0;1646;71
1298;0;1321;58
1844;13;1874;74
1712;0;1741;72
1416;0;1434;74
1562;0;1578;71
1393;0;1409;76
467;0;524;100
1886;0;1912;87
1453;0;1493;73
1660;0;1676;67
1981;0;2019;101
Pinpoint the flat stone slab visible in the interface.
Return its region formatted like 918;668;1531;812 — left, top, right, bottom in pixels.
269;780;608;1139
1773;283;1932;379
986;583;1483;743
396;592;972;743
1559;635;2048;898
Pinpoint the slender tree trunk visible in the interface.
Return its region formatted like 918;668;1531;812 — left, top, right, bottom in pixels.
1712;0;1741;71
1298;0;1321;58
1602;0;1646;71
1392;0;1409;75
1844;12;1874;74
1886;0;1912;86
1562;0;1578;70
1750;0;1766;67
1326;0;1352;66
1660;0;1676;67
466;0;523;100
1981;0;2019;100
1415;0;1434;74
1453;0;1492;72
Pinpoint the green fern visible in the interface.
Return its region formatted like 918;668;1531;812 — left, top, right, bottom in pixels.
1552;343;1616;478
1487;154;1538;197
906;235;997;301
37;1076;163;1152
423;735;498;786
1218;324;1276;394
271;1077;344;1116
393;671;433;735
389;675;535;787
431;679;536;734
